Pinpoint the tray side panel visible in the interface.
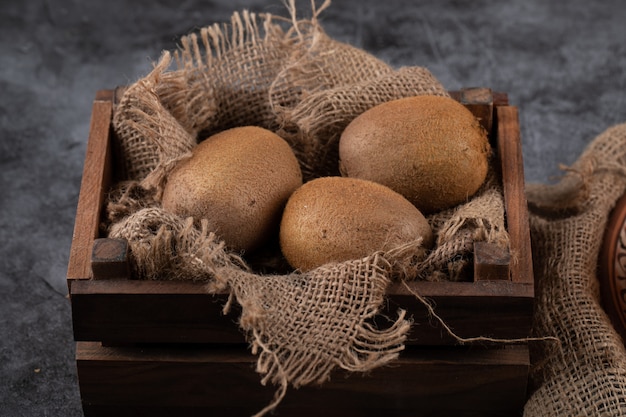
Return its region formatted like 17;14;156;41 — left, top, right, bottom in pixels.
71;280;533;345
496;106;534;285
388;282;534;345
67;91;114;284
77;342;529;417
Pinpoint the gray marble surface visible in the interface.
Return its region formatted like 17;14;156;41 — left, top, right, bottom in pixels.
1;1;625;415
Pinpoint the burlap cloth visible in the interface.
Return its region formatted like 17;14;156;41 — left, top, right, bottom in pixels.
523;124;626;416
100;3;624;416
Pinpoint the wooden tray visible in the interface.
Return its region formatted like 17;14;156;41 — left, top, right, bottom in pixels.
67;87;534;416
599;192;626;343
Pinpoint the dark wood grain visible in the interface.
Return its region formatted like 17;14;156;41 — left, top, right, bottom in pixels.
71;278;533;345
496;106;534;285
71;280;244;344
91;238;131;280
456;87;494;135
67;91;114;285
388;280;533;345
76;341;529;417
473;241;511;281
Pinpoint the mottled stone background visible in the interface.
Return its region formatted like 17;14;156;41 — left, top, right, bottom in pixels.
1;0;625;415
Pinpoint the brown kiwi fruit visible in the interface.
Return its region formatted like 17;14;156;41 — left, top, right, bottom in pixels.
161;126;303;253
338;95;491;214
279;176;433;271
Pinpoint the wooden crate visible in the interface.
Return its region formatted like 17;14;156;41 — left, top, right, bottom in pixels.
67;87;534;416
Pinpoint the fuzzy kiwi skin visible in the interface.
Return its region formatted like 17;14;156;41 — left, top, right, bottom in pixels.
279;176;433;271
339;95;491;214
161;126;303;253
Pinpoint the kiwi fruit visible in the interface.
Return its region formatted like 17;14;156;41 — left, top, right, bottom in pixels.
338;95;491;214
279;176;433;271
161;126;303;253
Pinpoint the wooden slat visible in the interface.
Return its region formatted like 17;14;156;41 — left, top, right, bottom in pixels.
496;106;534;285
450;88;508;105
459;87;494;135
91;238;131;280
71;280;244;344
67;91;114;284
473;241;511;281
389;280;533;345
76;341;529;417
70;279;533;345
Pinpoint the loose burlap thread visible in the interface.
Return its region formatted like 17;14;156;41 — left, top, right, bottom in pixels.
105;3;511;415
524;124;626;417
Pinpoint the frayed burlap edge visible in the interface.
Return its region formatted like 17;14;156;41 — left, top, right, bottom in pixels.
208;249;412;417
524;123;626;417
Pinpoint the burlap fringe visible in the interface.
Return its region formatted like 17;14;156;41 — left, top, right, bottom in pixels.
108;206;248;281
417;167;510;282
208;251;411;417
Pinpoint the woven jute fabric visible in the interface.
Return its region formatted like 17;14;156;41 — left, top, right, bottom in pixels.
524;123;626;417
105;3;510;415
